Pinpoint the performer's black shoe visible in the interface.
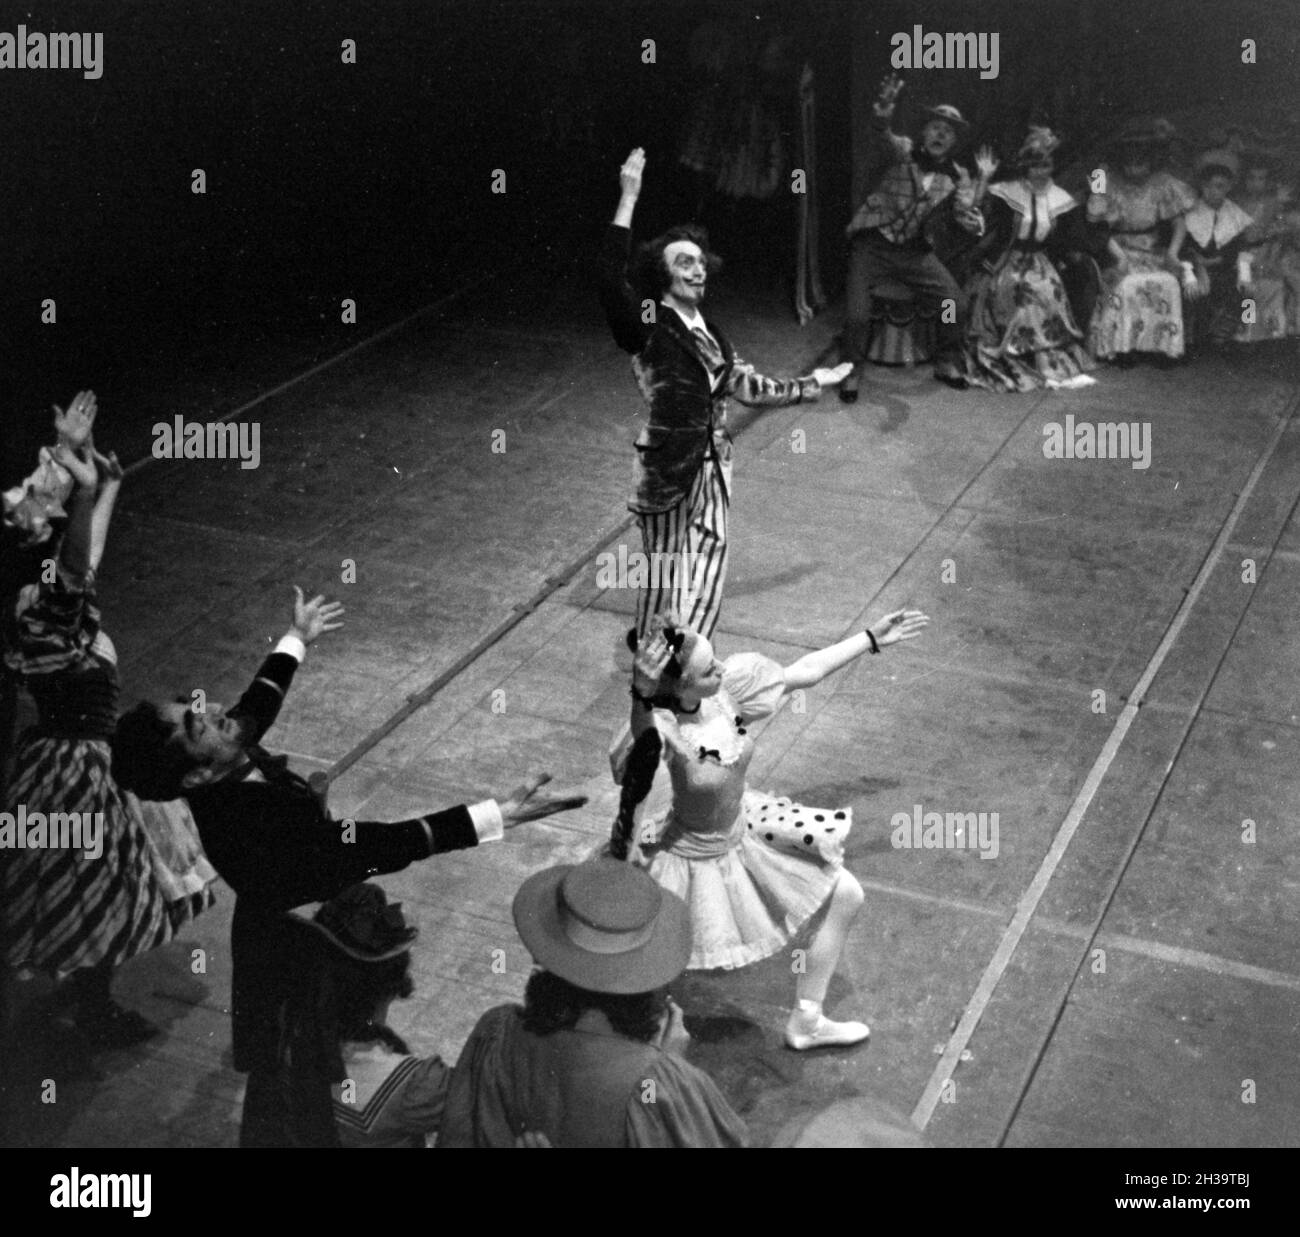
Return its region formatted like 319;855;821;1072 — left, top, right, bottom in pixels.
838;369;860;403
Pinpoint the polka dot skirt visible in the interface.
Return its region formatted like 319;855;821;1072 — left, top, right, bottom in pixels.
743;791;850;866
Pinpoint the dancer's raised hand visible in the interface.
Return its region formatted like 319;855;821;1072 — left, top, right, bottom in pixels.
869;609;930;648
632;628;673;697
620;148;646;201
289;585;345;645
54;390;98;450
974;146;1000;182
875;73;904;117
498;772;588;828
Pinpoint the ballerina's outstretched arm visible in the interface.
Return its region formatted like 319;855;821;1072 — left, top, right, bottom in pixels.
781;608;930;692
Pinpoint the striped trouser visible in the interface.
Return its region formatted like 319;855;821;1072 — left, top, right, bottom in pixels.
635;453;731;640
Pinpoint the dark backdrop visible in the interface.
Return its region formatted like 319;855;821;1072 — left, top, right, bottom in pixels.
2;0;1297;487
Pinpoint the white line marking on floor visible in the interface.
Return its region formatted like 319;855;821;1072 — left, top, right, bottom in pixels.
911;400;1298;1130
1091;932;1300;994
854;877;1300;993
121;268;507;479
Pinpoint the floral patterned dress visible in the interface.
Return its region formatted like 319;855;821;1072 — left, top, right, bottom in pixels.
961;181;1098;391
1087;168;1197;358
619;653;851;971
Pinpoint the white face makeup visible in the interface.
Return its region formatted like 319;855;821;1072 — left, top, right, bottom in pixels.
663;240;707;308
921;120;956;161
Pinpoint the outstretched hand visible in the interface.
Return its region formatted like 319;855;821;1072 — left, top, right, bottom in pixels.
874;73;904;117
869;608;930;649
499;772;588;828
620;148;646;201
974;145;1000;181
632;628;673;697
289;585;345;645
54;390;98;450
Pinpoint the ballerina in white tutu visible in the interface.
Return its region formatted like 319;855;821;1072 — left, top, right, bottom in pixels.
613;608;928;1050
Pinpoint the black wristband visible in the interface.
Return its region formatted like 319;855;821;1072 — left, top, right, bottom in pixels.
631;687;654;707
865;629;880;655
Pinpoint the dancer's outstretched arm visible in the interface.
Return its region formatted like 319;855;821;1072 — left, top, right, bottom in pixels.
726;356;852;406
782;608;929;691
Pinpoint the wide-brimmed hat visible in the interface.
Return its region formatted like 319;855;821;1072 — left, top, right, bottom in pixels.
513;860;691;994
923;104;969;131
295;882;419;963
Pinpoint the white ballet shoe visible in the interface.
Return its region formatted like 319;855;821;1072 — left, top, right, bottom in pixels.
784;1012;871;1051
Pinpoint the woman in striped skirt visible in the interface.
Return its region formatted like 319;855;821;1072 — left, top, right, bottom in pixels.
3;406;214;1048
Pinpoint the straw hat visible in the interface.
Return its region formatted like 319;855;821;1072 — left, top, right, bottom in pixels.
513;860;691;994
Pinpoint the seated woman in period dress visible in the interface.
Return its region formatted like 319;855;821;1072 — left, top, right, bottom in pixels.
614;608;928;1051
960;126;1103;392
2;401;216;1049
1087;119;1198;362
1232;152;1300;343
1178;150;1255;351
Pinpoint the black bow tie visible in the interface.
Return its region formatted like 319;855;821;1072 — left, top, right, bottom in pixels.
698;747;722;762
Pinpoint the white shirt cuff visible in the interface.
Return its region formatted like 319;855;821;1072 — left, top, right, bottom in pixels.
468;799;504;843
274;633;307;662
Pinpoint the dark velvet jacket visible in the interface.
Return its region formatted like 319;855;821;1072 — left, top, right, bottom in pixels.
599;224;818;515
183;647;481;1143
